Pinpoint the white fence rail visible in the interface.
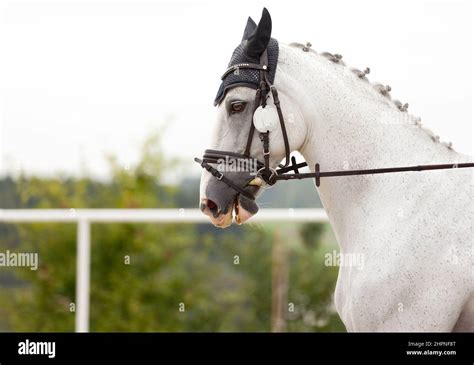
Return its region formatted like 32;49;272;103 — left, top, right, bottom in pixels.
0;208;328;332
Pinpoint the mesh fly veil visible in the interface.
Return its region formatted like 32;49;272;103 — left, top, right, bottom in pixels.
214;35;279;106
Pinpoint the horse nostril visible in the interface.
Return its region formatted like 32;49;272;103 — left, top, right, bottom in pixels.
201;199;220;217
206;199;220;217
206;199;217;210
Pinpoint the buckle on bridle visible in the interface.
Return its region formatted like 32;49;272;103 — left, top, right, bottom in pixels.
216;171;224;181
257;167;277;185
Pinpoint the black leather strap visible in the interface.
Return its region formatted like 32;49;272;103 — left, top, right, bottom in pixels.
277;157;307;175
244;89;261;157
260;132;270;170
274;162;474;187
270;86;290;168
194;158;256;200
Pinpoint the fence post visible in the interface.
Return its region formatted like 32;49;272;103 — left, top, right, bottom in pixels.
271;228;288;332
75;219;91;332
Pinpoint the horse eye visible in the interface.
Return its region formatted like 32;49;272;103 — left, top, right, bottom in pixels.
230;101;246;114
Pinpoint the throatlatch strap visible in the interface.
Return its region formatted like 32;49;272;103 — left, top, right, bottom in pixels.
270;86;290;168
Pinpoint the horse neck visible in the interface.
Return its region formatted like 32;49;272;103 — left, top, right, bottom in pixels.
276;44;468;247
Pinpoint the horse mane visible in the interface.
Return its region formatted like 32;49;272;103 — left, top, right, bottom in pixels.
288;42;454;150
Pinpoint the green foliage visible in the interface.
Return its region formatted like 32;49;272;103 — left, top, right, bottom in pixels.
0;133;344;332
300;223;325;249
288;224;345;331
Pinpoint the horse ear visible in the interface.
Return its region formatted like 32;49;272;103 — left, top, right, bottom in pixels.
242;17;257;41
245;8;272;59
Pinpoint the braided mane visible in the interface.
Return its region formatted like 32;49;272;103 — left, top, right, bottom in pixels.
288;42;454;150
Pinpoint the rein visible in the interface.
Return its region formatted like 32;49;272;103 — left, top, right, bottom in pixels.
273;161;474;187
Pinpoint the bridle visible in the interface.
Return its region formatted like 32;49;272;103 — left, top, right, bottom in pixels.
194;49;300;200
195;47;474;201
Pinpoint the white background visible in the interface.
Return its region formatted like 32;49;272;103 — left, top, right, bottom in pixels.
0;0;472;181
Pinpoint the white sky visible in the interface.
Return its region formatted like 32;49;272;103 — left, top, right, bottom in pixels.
0;0;472;181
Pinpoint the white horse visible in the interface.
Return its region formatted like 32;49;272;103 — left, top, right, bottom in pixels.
198;9;473;332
